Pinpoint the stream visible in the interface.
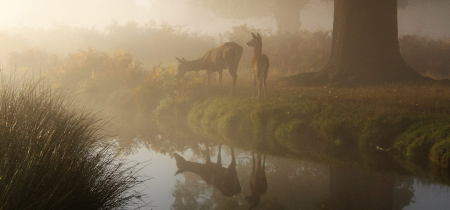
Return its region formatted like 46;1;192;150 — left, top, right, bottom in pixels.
119;134;450;210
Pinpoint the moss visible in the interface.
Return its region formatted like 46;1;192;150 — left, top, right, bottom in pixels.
274;118;318;153
430;138;450;167
360;113;413;150
394;120;450;162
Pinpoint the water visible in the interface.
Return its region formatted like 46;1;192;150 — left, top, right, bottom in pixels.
123;140;450;210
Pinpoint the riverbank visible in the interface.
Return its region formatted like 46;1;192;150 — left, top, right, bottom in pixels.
155;83;450;173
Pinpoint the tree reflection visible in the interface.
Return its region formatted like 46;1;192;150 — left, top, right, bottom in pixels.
109;113;416;209
329;165;414;210
170;149;416;210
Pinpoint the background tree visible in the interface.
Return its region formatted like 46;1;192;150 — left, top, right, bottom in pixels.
313;0;424;85
192;0;310;32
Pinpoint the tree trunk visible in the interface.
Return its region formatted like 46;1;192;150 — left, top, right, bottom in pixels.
273;4;302;32
315;0;422;85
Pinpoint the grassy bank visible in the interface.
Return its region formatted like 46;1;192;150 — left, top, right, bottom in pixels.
0;79;143;210
155;83;450;171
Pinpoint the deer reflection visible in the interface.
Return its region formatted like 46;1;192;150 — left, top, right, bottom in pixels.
173;144;241;197
245;152;267;209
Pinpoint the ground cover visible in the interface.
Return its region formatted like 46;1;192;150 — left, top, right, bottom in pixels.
155;80;450;172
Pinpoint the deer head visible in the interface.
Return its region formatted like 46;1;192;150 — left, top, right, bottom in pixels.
174;57;188;79
246;33;263;49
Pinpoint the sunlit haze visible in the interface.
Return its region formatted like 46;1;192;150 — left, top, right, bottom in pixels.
0;0;335;33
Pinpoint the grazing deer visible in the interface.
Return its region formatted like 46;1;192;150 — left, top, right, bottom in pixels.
175;42;243;95
247;33;270;99
173;144;241;197
245;152;267;210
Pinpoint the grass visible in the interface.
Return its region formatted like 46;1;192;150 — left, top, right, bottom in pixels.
154;77;450;170
0;78;144;210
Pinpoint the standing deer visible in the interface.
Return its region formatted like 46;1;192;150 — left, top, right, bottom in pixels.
247;33;270;99
175;42;243;95
245;152;267;210
173;144;241;197
247;33;269;98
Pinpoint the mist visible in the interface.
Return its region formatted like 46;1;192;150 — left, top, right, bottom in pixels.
3;1;450;209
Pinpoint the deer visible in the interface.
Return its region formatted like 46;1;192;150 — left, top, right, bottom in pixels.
247;33;270;99
245;152;267;210
175;42;243;95
173;144;241;197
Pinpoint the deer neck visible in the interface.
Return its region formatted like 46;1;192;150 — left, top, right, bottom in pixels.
253;47;263;56
187;58;208;71
180;161;209;175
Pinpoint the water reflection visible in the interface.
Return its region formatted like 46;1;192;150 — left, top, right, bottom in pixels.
245;152;267;209
122;143;450;209
109;118;450;209
174;144;241;197
329;165;414;210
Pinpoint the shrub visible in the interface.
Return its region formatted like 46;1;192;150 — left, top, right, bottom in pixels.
0;78;143;210
400;35;450;79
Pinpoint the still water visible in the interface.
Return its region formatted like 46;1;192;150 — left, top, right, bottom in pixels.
122;138;450;210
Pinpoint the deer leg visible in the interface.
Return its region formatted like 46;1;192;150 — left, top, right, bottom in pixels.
262;155;266;171
256;154;261;171
253;74;257;97
258;79;263;99
206;71;212;88
206;144;211;164
230;146;236;166
218;70;223;88
263;79;267;99
252;151;255;173
217;144;222;167
230;71;237;96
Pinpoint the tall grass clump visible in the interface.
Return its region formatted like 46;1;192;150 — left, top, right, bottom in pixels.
0;78;143;210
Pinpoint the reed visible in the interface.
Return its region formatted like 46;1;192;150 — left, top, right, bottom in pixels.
0;78;143;210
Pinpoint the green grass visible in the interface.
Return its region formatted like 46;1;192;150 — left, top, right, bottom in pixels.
154;80;450;170
0;78;143;210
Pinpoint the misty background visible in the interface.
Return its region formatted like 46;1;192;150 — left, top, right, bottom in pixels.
1;0;449;76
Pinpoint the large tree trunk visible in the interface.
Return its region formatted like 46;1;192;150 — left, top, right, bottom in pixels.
315;0;422;85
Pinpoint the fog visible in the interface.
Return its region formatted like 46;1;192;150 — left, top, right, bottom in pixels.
1;0;449;73
1;0;449;36
2;1;450;209
0;0;278;33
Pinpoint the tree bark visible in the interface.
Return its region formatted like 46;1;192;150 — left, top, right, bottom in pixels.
315;0;422;85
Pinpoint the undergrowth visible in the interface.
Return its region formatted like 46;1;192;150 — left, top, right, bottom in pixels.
0;78;144;210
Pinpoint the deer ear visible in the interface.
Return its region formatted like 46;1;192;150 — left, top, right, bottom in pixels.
182;57;186;61
257;33;261;38
251;33;257;39
176;57;183;63
174;169;183;176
